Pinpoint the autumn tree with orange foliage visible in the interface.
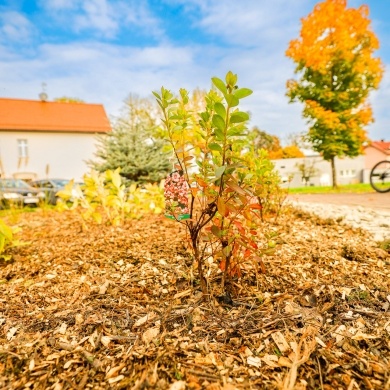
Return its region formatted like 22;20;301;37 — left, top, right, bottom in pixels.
248;127;304;159
286;0;383;187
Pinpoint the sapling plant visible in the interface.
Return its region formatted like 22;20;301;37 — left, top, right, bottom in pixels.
154;71;280;296
57;168;164;227
0;219;24;261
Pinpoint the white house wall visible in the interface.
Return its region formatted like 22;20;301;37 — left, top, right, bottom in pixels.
272;155;366;188
0;131;100;180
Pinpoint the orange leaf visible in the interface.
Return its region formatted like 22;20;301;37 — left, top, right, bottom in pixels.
219;259;226;272
196;177;207;187
227;181;247;195
191;188;199;197
217;198;226;216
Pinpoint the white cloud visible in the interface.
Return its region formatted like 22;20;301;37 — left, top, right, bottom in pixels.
0;11;35;43
163;0;307;46
74;0;119;38
38;0;164;40
0;41;197;115
122;2;164;38
0;0;389;142
38;0;79;10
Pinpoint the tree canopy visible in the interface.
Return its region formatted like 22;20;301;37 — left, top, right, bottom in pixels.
88;95;171;184
248;127;304;159
286;0;383;187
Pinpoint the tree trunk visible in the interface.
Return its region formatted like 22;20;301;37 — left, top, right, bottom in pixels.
191;232;207;296
330;156;337;188
221;242;231;291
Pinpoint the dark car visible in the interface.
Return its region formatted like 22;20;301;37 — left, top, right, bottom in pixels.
0;178;46;209
30;179;84;204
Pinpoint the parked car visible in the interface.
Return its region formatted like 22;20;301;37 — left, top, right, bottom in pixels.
30;178;83;205
0;178;46;209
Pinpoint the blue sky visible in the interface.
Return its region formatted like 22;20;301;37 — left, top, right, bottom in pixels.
0;0;389;142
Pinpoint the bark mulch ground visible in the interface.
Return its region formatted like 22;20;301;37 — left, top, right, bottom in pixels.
0;207;389;390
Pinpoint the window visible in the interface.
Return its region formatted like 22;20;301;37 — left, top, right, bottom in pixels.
340;169;356;178
17;139;28;158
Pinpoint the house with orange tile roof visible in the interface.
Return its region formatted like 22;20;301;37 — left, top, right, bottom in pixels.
0;97;111;181
272;140;389;188
364;140;390;169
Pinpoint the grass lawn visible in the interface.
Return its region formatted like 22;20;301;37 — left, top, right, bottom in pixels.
288;182;375;194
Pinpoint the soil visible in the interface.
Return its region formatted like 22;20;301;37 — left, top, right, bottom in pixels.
0;207;389;390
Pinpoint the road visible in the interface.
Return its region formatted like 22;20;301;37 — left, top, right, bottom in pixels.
288;192;390;212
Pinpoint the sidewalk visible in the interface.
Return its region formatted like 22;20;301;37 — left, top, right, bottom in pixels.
289;192;390;212
288;193;390;242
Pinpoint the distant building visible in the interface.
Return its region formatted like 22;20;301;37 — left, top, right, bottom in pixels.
271;140;389;187
364;140;390;168
362;140;390;183
272;155;365;188
0;97;111;181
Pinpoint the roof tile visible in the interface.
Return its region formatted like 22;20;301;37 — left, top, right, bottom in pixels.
0;98;111;133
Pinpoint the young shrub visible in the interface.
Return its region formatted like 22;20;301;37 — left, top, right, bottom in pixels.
126;182;164;219
56;168;164;226
0;219;24;261
154;71;281;295
243;148;288;222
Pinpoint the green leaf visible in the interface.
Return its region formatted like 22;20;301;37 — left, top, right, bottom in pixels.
162;89;173;100
230;111;250;123
214;128;224;141
214;103;226;119
208;143;223;153
179;88;189;104
212;114;225;131
152;91;161;100
227;127;245;136
200;112;210;122
0;235;5;253
211;225;221;238
225;94;239;107
222;245;232;257
234;88;253;99
215;165;226;179
0;221;13;242
92;212;103;224
156;100;165;111
225;71;237;87
212;77;227;94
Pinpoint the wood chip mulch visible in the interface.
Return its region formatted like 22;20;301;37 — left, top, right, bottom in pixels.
0;206;389;390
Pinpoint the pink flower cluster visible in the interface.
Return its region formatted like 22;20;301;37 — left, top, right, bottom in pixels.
164;171;190;215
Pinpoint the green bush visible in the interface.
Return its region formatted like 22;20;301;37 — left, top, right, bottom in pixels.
154;71;283;294
0;219;23;261
56;168;164;227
